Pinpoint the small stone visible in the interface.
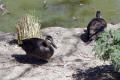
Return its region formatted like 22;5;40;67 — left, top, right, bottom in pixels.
4;44;9;46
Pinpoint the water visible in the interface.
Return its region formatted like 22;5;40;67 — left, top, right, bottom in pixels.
0;0;120;32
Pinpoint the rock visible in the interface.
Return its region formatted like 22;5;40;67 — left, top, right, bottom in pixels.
0;24;119;80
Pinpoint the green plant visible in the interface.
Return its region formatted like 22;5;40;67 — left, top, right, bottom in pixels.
16;13;42;44
93;28;120;72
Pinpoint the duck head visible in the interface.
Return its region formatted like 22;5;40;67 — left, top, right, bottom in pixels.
45;36;57;49
96;11;102;18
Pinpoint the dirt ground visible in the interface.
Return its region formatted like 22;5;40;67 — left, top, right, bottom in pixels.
0;24;120;80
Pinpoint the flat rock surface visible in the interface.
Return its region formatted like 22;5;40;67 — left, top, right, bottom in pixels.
0;24;120;80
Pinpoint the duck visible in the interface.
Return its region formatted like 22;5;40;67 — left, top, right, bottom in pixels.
87;11;107;41
19;35;57;62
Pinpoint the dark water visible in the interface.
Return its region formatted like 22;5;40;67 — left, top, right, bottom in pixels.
0;0;120;32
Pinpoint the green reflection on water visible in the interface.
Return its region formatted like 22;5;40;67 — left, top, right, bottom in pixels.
0;0;120;32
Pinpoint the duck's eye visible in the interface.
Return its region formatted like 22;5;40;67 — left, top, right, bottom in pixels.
47;38;50;40
47;38;51;41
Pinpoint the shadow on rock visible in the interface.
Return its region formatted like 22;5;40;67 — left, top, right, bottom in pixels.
8;39;18;45
80;30;88;43
72;65;120;80
12;54;48;65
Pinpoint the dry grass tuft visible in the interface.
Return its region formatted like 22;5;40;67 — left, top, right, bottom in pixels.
16;13;42;44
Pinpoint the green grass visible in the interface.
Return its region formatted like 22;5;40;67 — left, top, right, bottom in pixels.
94;28;120;72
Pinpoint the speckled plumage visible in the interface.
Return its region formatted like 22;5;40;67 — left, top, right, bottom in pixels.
19;36;57;61
87;11;107;41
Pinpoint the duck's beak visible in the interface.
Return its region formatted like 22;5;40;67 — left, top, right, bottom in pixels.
52;41;57;49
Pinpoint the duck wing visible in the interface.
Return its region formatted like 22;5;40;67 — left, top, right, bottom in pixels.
87;18;107;38
89;26;105;39
19;38;44;52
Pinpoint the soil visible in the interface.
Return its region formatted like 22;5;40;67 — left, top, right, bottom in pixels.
0;24;120;80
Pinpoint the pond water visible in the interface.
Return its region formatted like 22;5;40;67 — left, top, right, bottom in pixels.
0;0;120;32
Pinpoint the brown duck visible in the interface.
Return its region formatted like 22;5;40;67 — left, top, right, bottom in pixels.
87;11;107;41
19;36;57;62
